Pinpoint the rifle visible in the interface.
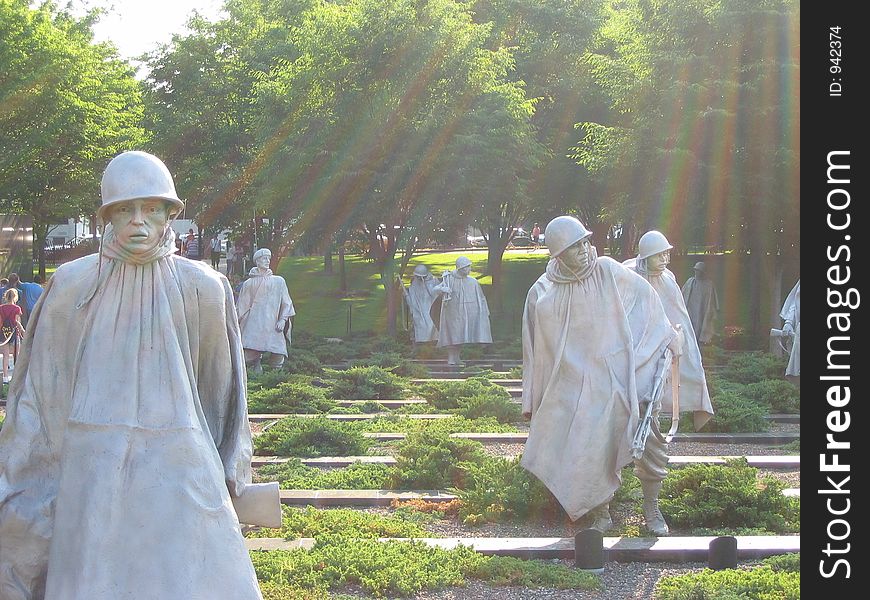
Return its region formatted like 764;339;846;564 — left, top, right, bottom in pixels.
631;345;680;459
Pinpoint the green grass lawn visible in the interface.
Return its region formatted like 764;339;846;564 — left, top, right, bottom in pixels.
275;250;548;339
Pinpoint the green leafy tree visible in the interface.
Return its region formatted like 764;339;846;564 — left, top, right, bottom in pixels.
572;0;799;264
1;0;147;276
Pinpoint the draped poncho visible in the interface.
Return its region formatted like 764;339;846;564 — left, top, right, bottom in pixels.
520;256;675;520
681;275;719;344
780;280;800;376
237;268;295;356
403;276;441;343
0;228;262;599
624;258;714;430
436;272;492;347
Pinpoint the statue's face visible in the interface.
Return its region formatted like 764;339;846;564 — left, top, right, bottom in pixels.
560;237;592;272
255;253;271;269
456;265;471;277
108;199;169;253
646;250;670;273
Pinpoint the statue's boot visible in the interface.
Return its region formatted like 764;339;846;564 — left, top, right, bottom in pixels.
588;503;613;532
641;480;669;536
446;346;462;366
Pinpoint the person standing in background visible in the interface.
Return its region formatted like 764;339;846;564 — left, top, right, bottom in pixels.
209;236;222;270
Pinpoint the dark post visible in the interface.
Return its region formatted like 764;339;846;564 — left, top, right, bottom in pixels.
708;536;738;570
574;529;605;573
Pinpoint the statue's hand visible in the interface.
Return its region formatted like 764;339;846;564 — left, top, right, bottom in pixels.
276;319;286;332
668;324;685;357
781;321;794;336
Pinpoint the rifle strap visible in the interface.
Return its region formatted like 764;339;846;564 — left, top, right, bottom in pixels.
665;354;680;442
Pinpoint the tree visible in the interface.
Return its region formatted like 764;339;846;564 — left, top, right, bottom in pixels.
0;0;147;277
248;0;545;334
572;0;799;332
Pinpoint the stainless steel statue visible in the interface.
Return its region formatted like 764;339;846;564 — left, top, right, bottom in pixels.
0;151;268;599
521;216;679;536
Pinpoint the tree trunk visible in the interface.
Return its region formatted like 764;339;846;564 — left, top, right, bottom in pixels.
324;248;333;274
385;280;399;337
486;240;505;315
338;245;347;292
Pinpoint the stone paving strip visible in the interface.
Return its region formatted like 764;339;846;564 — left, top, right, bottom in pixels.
252;454;799;469
274;489;798;507
248;410;799;424
249;429;799;444
244;535;799;561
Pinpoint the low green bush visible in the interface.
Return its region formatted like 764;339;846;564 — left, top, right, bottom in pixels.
389;432;488;489
507;366;523;379
326;366;409;400
413;377;510;410
248;368;294;393
654;564;800;600
254;459;392;489
456;393;521;423
660;458;799;533
248;378;337;414
456;456;563;524
705;389;769;432
721;352;788;384
777;439;800;454
350;352;430;378
491;338;523;359
700;344;728;365
744;379;800;414
467;555;600;589
311;342;353;364
460;344;487;360
283;348;324;375
254;417;371;457
252;539;482;597
247;506;432;540
361;336;412;357
355;415;518;435
764;552;800;572
252;538;600;597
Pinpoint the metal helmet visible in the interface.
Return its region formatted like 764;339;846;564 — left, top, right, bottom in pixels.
412;264;429;277
693;261;706;272
456;256;472;269
98;151;184;223
544;216;592;257
637;230;673;260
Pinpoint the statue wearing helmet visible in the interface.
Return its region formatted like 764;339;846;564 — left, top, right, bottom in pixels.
521;216;677;536
624;231;714;435
237;247;296;373
0;151;269;598
681;261;720;344
400;264;442;343
433;256;492;365
779;279;800;377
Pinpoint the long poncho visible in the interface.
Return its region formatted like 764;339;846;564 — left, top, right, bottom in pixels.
0;228;262;600
681;275;719;344
403;276;441;342
236;268;295;356
624;259;714;430
436;272;492;347
520;256;674;520
780;280;800;376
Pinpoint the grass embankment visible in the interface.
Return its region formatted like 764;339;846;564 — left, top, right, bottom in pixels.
274;251;548;338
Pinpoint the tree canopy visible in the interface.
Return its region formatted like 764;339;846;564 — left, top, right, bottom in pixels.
1;0;148;275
